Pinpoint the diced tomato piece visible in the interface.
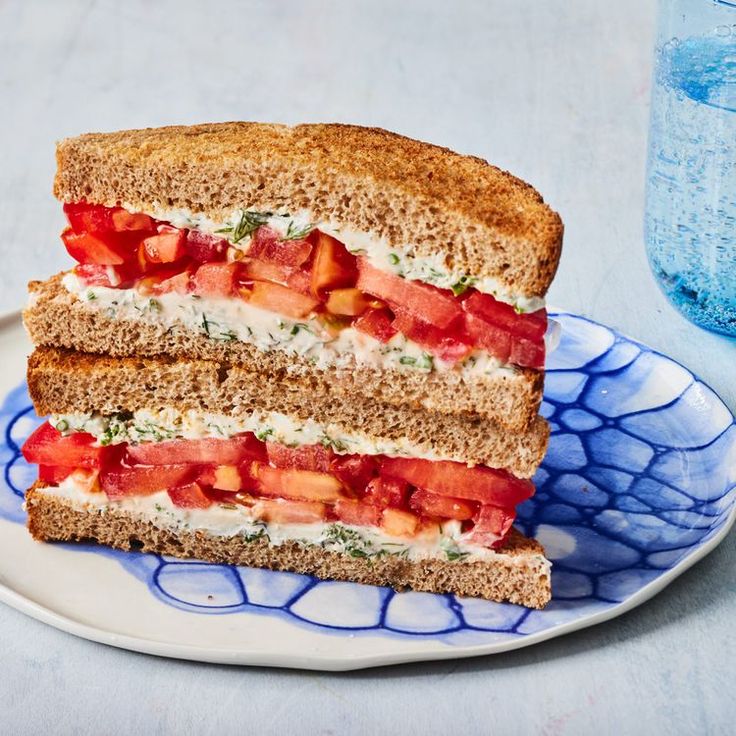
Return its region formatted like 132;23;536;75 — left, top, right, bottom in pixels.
357;258;462;329
247;281;319;318
192;261;238;297
62;228;127;265
64;202;116;232
256;498;327;524
467;505;516;548
463;312;512;363
100;464;197;499
196;465;243;491
409;489;476;521
353;308;398;343
168;482;213;509
126;435;265;466
74;263;131;288
380;456;535;507
249;227;313;267
266;443;334;472
326;288;370;316
310;232;357;296
152;269;193;295
463;292;547;341
111;209;155;232
330;454;376;493
142;225;186;263
509;336;545;369
382;508;419;537
364;476;408;509
22;422;113;469
184;230;229;262
392;309;473;364
239;258;294;286
38;465;75;484
334;499;382;527
286;269;313;295
253;464;344;502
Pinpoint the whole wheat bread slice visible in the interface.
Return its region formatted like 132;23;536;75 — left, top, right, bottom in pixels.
26;484;551;608
25;275;545;432
54;122;563;299
27;347;549;477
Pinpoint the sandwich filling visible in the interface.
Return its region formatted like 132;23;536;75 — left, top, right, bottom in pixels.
57;203;548;375
22;419;537;563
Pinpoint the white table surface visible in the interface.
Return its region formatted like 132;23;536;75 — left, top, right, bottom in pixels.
1;1;734;733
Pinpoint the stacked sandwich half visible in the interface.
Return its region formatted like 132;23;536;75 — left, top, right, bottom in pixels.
21;123;562;609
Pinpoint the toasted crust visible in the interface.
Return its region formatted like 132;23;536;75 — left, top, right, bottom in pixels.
27;346;549;477
25;484;551;608
24;274;544;432
54;122;563;298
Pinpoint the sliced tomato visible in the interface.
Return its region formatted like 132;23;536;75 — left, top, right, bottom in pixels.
74;263;129;288
253;464;344;503
334;499;382;527
364;476;408;509
192;261;238;298
286;269;313;295
325;288;370;316
380;456;535;507
126;435;265;466
184;230;229;262
467;505;516;548
239;258;294;286
409;489;476;521
38;465;75;484
100;464;197;499
247;281;319;318
509;336;545;369
266;443;334;472
353;308;398;343
330;454;376;493
463;312;512;363
152;269;193;295
64;203;155;234
22;422;114;469
111;209;155;232
249;227;312;267
382;507;419;536
142;225;186;263
462;292;547;341
168;482;213;509
256;498;327;524
392;309;473;364
310;232;357;296
356;258;462;329
62;228;128;266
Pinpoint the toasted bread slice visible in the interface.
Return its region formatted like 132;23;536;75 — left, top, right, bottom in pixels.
24;275;545;432
27;346;549;477
54;122;563;300
26;483;552;608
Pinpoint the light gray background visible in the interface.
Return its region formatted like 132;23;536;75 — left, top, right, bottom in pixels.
1;1;734;734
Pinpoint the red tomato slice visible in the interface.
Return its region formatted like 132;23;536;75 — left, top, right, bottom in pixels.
462;291;547;341
353;308;398;343
334;499;382;527
62;228;127;266
356;258;462;329
256;498;327;524
22;422;113;469
64;203;155;234
382;507;419;536
184;230;229;262
286;269;313;295
239;258;295;286
330;454;376;493
408;489;476;521
152;269;193;295
463;312;512;363
246;281;320;318
467;505;516;548
192;262;238;298
309;232;357;296
253;463;344;502
249;227;313;268
325;288;370;316
110;209;155;232
38;465;75;484
265;443;334;472
126;435;265;466
380;456;535;507
364;476;408;509
509;336;545;369
167;482;213;509
392;309;473;364
100;464;197;499
142;225;186;263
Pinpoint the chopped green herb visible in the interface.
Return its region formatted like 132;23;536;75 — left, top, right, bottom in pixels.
228;210;273;244
399;356;416;366
450;275;477;297
54;419;69;432
284;220;315;241
85;290;97;301
441;538;469;562
255;427;274;441
148;298;162;312
388;253;400;265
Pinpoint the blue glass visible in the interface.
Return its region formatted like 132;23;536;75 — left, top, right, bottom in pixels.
645;0;736;337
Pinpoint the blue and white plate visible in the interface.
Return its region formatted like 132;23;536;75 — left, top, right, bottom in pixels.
0;311;734;670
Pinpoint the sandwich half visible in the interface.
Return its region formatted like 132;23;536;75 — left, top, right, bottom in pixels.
22;351;551;609
24;123;563;431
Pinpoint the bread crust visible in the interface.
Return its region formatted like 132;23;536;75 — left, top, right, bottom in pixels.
26;484;551;608
54;122;563;298
24;274;545;432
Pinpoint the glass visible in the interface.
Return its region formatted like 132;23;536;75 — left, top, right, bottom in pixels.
644;0;736;337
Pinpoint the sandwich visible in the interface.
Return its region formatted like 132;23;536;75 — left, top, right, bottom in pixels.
20;123;562;609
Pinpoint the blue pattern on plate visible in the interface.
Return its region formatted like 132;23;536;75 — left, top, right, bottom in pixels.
2;312;735;642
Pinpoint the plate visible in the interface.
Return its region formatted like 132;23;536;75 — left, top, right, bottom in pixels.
0;311;734;670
